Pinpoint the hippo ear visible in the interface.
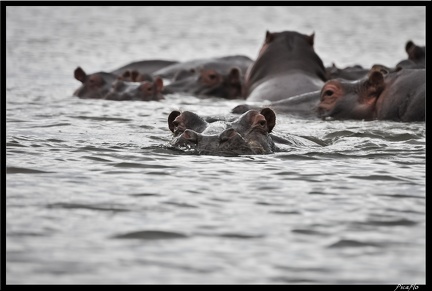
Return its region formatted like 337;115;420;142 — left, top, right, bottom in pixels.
265;30;274;43
370;64;390;76
260;108;276;133
405;40;414;53
74;67;87;83
228;67;241;84
122;70;131;80
131;70;140;82
307;32;315;47
153;77;164;92
367;71;385;97
168;111;181;132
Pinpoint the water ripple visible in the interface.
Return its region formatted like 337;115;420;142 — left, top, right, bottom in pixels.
7;166;53;174
327;239;381;248
46;203;130;212
112;230;188;239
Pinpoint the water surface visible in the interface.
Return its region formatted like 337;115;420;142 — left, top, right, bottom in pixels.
6;6;425;284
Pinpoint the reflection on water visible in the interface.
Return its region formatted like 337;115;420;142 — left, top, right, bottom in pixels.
6;6;425;284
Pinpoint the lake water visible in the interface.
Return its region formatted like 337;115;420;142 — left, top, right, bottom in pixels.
5;6;425;284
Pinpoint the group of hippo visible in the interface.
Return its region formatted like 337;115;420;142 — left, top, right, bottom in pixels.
73;30;425;155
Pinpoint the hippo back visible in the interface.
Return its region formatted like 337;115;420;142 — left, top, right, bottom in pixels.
245;30;327;102
376;69;425;121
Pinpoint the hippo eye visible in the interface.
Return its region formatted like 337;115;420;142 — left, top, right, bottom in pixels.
147;87;152;92
208;74;216;80
324;90;333;96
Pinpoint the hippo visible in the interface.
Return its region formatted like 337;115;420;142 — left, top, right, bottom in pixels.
168;108;277;155
317;66;425;122
73;67;118;99
119;70;153;82
163;66;245;99
109;59;178;76
168;110;209;136
244;30;327;102
156;55;253;99
167;108;324;155
325;64;369;81
396;40;425;69
104;77;164;101
153;55;253;80
405;40;425;66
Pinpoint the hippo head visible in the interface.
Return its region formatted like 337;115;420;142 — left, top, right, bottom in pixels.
165;67;244;99
120;70;153;82
171;128;258;155
325;63;368;81
134;77;164;101
168;108;276;155
73;67;117;99
258;30;315;58
105;77;164;101
196;67;244;99
405;40;425;65
317;69;387;120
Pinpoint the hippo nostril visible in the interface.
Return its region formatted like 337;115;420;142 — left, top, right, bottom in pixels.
219;128;237;143
183;130;199;144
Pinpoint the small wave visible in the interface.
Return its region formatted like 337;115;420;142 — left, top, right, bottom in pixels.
216;233;265;239
72;116;131;122
46;203;129;212
112;230;188;240
291;229;327;235
27;123;71;128
354;218;418;227
327;239;380;248
113;162;174;169
348;174;406;181
6;166;53;174
6;142;26;148
163;201;198;208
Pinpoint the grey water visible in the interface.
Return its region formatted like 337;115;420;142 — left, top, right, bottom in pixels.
5;6;425;284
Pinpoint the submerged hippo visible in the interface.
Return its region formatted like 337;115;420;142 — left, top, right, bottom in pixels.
244;30;327;102
119;70;153;82
73;67;118;99
163;66;245;99
153;55;253;80
317;66;425;122
168;108;276;155
167;108;323;155
158;55;253;99
325;64;369;81
396;40;425;69
104;77;164;101
109;59;178;76
73;59;176;99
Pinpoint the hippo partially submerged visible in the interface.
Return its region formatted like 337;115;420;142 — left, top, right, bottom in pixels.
317;66;425;122
167;108;323;155
168;108;276;155
244;30;327;102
